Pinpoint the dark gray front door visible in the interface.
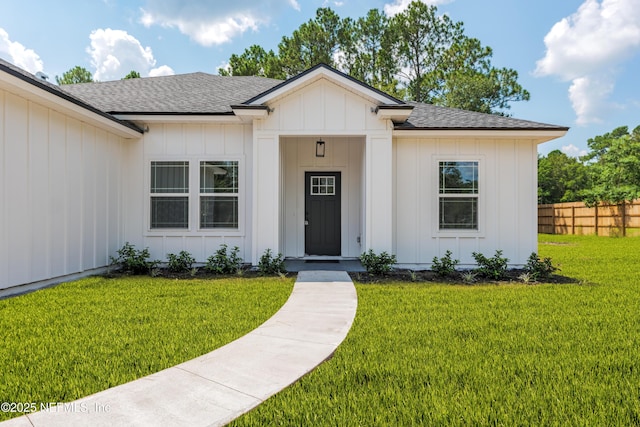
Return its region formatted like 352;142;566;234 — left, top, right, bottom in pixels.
305;172;341;255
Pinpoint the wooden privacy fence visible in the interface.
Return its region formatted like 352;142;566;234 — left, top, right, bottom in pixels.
538;200;640;236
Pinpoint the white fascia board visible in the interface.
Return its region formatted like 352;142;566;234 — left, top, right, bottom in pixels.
376;107;414;122
0;72;142;139
230;106;269;122
392;129;568;143
247;67;402;106
113;114;243;124
231;109;268;118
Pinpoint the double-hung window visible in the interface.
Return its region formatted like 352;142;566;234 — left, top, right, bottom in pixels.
149;160;240;231
200;161;239;229
439;161;478;230
150;161;189;229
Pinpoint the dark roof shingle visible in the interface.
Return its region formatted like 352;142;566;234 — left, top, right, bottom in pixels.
61;72;283;114
399;102;569;131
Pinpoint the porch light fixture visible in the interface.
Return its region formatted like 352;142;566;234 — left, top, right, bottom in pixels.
316;139;325;157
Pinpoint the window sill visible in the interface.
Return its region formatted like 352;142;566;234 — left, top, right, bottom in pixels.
433;229;485;238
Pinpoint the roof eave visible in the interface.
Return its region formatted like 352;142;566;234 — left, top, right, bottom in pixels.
392;127;569;143
0;62;143;138
376;105;415;122
112;112;242;124
231;104;269;121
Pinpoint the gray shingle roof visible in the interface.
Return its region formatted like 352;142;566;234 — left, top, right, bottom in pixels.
11;62;566;131
400;101;568;130
61;72;283;114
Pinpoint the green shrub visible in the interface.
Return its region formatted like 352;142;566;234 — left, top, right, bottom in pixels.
524;252;559;282
431;250;460;277
461;271;477;284
472;250;509;280
110;242;159;275
206;244;244;274
166;250;195;273
360;249;397;275
258;249;286;275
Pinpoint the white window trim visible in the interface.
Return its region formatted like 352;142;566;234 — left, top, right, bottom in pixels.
432;156;485;237
198;160;240;231
310;175;336;196
145;156;245;237
149;161;190;230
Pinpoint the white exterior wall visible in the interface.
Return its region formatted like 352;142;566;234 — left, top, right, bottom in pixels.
123;122;254;263
0;88;127;290
393;137;539;267
254;77;393;259
251;133;279;263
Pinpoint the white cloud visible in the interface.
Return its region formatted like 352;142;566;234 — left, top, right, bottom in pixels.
288;0;300;11
561;143;588;158
0;28;44;74
383;0;453;17
149;65;175;77
568;75;616;125
139;0;300;46
87;28;174;81
536;0;640;124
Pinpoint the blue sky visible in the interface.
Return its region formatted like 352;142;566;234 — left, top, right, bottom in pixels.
2;0;639;156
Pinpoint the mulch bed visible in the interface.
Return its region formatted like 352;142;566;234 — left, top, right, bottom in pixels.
106;267;577;285
349;269;578;285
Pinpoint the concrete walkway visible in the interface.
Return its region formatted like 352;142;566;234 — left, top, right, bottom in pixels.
2;271;357;427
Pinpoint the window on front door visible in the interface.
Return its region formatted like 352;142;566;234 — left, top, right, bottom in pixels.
310;176;336;195
438;161;478;230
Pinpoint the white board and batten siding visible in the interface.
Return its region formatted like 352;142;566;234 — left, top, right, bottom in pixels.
393;137;538;267
0;88;127;290
123;122;254;263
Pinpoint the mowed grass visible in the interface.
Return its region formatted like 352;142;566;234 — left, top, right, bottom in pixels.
233;235;640;426
0;276;293;421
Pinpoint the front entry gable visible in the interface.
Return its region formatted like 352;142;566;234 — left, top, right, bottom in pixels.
262;78;391;132
236;64;411;133
243;63;403;107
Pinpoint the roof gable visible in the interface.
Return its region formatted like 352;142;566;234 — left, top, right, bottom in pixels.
241;63;404;107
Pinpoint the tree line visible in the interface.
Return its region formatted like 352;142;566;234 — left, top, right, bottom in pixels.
55;67;140;84
218;2;530;115
539;125;640;206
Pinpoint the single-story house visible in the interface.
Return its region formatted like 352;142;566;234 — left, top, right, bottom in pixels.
0;59;568;293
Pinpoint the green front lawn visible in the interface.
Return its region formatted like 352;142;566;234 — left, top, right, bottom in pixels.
0;276;293;421
232;235;640;426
